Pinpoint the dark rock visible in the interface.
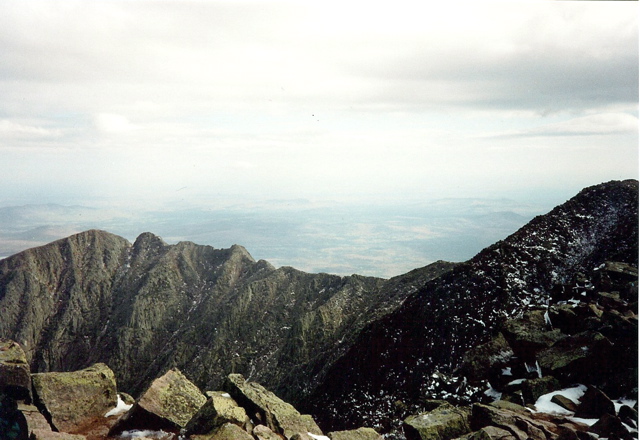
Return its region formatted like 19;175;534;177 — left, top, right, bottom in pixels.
618;405;638;428
501;311;565;361
575;386;615;419
521;377;561;405
110;368;206;435
184;391;249;436
589;413;632;440
31;363;117;434
457;334;514;385
0;339;31;403
225;374;322;440
550;395;578;413
0;393;28;440
403;404;471;440
536;332;613;383
328;427;383;440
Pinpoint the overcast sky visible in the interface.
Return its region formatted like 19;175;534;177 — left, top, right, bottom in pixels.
0;1;637;208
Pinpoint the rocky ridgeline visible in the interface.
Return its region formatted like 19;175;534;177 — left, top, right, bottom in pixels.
0;351;382;440
0;258;636;440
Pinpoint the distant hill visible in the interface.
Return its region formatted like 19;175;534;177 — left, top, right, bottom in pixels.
0;179;636;431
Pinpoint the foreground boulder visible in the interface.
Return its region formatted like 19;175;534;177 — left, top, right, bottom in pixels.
31;363;117;433
328;427;383;440
0;339;31;402
110;367;207;435
403;403;471;440
184;391;249;436
225;373;323;440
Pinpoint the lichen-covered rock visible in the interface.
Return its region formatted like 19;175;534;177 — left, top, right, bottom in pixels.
184;391;249;436
225;374;322;439
110;368;206;435
500;311;566;361
455;426;516;440
521;377;560;404
328;427;383;440
31;363;117;434
536;332;613;382
457;334;514;384
253;424;284;440
0;339;31;402
192;422;255;440
403;404;471;440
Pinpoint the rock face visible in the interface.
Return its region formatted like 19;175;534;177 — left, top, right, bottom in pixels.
31;363;117;433
403;404;471;440
0;338;31;402
0;228;454;407
306;180;638;429
225;373;323;439
110;367;207;435
0;179;637;433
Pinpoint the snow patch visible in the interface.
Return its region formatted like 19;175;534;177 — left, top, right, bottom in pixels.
221;393;232;398
534;384;587;416
105;395;133;417
308;433;330;440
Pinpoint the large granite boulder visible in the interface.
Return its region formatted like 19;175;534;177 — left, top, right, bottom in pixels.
403;403;471;440
184;391;249;436
0;339;31;402
31;363;117;434
225;373;323;440
328;427;383;440
110;367;206;435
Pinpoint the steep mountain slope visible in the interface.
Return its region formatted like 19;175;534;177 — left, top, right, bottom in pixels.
0;228;455;402
305;179;638;429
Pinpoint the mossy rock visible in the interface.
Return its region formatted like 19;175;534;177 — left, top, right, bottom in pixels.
31;363;116;433
404;404;471;440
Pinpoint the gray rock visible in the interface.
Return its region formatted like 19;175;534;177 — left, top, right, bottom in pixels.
184;391;249;436
31;363;117;434
457;333;514;384
0;339;31;402
253;424;284;440
110;368;206;435
403;404;471;440
225;374;322;440
328;427;383;440
18;403;52;434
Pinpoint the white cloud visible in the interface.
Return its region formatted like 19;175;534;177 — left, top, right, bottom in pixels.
94;113;137;134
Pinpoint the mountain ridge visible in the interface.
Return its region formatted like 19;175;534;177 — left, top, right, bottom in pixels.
0;179;637;432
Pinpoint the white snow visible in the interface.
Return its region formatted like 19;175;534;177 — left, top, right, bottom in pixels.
308;433;330;440
507;378;526;386
118;430;173;439
484;384;502;402
568;417;599;427
221;393;231;398
534;384;587;416
614;398;637;414
105;395;134;417
501;367;513;376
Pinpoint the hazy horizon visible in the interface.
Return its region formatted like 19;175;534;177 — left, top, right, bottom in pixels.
0;2;637;276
